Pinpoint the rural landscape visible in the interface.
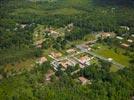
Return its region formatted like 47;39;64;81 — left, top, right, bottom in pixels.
0;0;134;100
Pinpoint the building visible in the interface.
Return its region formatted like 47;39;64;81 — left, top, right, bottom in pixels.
20;24;26;29
116;36;124;40
50;52;62;58
78;55;93;65
131;34;134;38
68;23;74;28
127;39;133;43
51;61;59;71
36;44;42;48
121;43;130;48
44;26;64;38
59;59;74;71
37;57;47;65
78;77;91;85
66;48;77;54
45;70;55;81
50;30;64;38
50;30;59;37
80;45;91;52
74;55;94;68
69;58;78;66
34;40;44;48
120;26;130;31
99;32;116;39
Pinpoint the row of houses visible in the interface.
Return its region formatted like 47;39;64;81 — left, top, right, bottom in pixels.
97;32;133;49
51;51;94;71
116;36;133;48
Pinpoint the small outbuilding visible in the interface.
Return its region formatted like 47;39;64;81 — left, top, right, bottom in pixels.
121;43;130;48
37;57;47;65
45;70;55;81
78;77;91;85
116;36;124;40
50;52;62;58
127;39;133;43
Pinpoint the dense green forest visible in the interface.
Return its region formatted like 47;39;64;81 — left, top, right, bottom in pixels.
0;0;134;100
0;61;134;100
94;0;134;7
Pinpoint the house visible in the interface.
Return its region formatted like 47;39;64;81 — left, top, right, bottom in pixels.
68;23;74;28
51;61;59;70
59;59;74;71
50;30;64;38
132;34;134;38
37;57;47;65
66;48;77;54
50;52;62;58
44;26;64;38
120;26;130;31
116;36;124;40
131;96;134;100
34;40;44;48
100;32;110;38
121;43;130;48
81;45;91;51
36;44;42;48
99;32;116;39
75;55;94;68
45;70;55;81
35;40;44;45
127;39;133;43
20;24;26;29
69;58;78;66
78;77;91;85
78;55;92;65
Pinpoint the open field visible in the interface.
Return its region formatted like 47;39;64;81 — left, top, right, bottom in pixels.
0;48;35;64
93;44;130;67
4;59;35;73
11;7;86;16
110;65;121;72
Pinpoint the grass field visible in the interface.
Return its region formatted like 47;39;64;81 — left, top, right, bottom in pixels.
93;44;130;67
110;65;121;72
0;48;37;74
11;7;86;16
10;0;89;16
4;59;35;73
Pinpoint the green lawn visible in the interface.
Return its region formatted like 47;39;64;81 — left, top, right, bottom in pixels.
110;65;121;72
4;59;35;73
93;44;130;67
11;7;86;16
52;8;85;15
